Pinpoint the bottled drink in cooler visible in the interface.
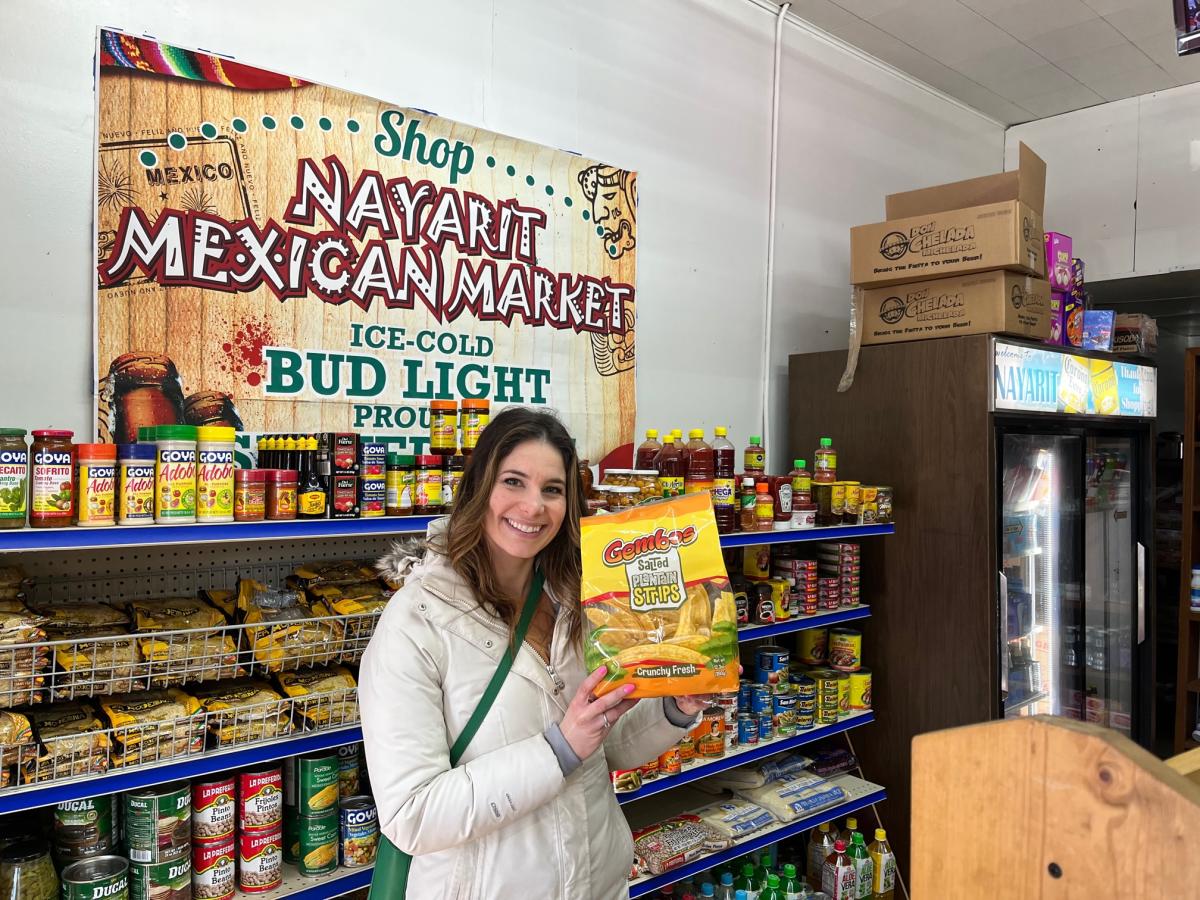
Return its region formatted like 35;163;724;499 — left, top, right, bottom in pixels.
745;435;766;474
716;872;737;900
808;823;835;890
712;427;737;533
636;429;662;469
735;862;759;899
780;863;806;899
847;833;873;900
838;817;858;848
685;429;714;496
753;853;771;890
822;840;855;900
760;874;784;900
868;829;895;900
814;437;837;483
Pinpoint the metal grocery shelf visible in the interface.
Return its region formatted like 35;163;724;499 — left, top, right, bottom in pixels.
615;711;873;804
738;605;870;641
0;517;437;553
717;523;893;547
251;862;373;900
626;776;886;898
0;518;892;553
0;725;363;814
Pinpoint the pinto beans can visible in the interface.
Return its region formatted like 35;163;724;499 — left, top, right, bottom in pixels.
237;766;282;832
191;778;235;842
237;829;282;893
192;839;235;900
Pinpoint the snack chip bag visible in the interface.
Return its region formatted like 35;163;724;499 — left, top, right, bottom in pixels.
580;492;739;698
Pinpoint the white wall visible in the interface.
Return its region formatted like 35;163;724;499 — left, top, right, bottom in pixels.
0;0;1002;465
1005;81;1200;282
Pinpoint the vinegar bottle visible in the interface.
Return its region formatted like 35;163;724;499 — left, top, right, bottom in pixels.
636;429;662;470
868;829;895;900
685;429;714;497
712;427;737;533
656;434;685;498
814;437;837;483
744;435;765;475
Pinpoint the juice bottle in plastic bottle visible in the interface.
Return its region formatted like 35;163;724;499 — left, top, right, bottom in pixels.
636;429;662;470
755;482;774;532
759;874;784;900
685;429;714;496
753;853;772;890
839;818;858;847
868;829;895;900
744;435;766;475
700;885;716;899
808;823;835;890
790;459;812;505
814;437;837;483
712;427;737;533
780;863;806;900
716;872;737;900
656;433;685;498
735;862;759;900
847;832;873;900
822;840;855;900
740;476;758;531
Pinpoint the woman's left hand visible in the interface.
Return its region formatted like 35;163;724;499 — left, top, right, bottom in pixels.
674;694;714;716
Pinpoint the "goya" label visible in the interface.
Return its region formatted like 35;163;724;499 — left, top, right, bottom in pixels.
32;448;73;520
196;449;234;521
155;448;196;520
0;447;27;521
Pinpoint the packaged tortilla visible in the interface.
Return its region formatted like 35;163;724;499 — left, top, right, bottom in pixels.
129;597;241;685
22;701;110;783
191;679;292;746
580;493;739;698
0;709;33;784
275;665;358;728
98;688;205;766
29;601;129;630
287;560;378;591
238;580;341;672
48;626;144;698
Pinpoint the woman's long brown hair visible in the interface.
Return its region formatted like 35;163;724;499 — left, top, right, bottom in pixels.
436;407;584;645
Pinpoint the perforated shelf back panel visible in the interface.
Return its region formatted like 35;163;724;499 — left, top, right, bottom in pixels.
20;535;397;604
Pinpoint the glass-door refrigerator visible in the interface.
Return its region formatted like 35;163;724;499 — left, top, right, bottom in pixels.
994;340;1155;745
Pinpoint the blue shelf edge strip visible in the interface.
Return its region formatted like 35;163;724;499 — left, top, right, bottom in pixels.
286;867;373;900
616;712;874;804
737;605;870;641
0;726;363;814
0;520;892;553
627;788;887;898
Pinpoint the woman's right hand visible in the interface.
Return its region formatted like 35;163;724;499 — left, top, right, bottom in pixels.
560;667;638;761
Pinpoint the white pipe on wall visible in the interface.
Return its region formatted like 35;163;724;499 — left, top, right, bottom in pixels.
760;0;789;456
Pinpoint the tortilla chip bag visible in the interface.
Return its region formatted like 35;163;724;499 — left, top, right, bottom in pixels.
581;492;739;698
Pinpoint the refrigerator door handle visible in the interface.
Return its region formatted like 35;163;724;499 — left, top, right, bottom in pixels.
999;570;1009;694
1137;542;1146;645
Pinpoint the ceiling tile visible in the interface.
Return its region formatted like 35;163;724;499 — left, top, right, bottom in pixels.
828;0;921;22
976;0;1099;42
1103;3;1176;41
1056;41;1156;81
994;63;1084;100
1021;16;1128;60
1132;34;1200;83
1080;0;1151;13
960;0;1042;11
867;2;1007;63
1085;62;1177;99
1017;82;1106;117
953;40;1050;87
789;0;874;34
927;70;1040;122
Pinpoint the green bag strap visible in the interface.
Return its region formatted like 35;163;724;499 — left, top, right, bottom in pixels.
448;569;544;766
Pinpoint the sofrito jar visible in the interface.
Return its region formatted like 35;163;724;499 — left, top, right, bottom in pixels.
234;469;266;522
414;455;443;515
0;429;28;529
460;399;489;456
29;430;76;528
265;469;298;520
76;443;117;527
429;400;458;457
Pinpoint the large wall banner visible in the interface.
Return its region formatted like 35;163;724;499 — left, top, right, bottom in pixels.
94;29;637;460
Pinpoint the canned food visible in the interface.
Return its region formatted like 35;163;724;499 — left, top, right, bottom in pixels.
61;856;129;900
796;696;817;715
829;628;862;672
757;713;774;741
191;779;235;843
738;680;753;712
297;812;338;877
693;708;725;758
830;482;846;517
657;746;681;777
336;743;361;800
124;783;190;864
755;644;789;687
54;797;114;863
772;692;797;736
191;838;234;900
789;672;816;699
236;830;281;893
797;629;828;666
237;767;282;832
611;769;641;792
339;798;379;868
836;672;850;715
737;714;758;746
128;858;190;900
637;758;659;781
284;753;339;816
768;578;790;621
677;735;694;763
750;684;772;715
794;710;815;731
850;668;872;710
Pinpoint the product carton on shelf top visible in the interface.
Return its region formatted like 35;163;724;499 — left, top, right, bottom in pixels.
849;143;1047;288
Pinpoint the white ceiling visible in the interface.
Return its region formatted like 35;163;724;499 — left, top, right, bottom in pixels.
783;0;1199;124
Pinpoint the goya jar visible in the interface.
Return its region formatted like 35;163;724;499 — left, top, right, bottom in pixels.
428;401;458;456
196;426;236;523
76;443;117;527
459;399;489;455
29;430;76;528
154;425;197;524
265;470;298;520
234;469;266;522
0;429;28;529
117;444;155;525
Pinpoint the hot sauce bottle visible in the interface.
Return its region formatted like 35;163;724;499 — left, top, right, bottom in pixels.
744;435;765;475
711;427;736;534
655;434;685;498
683;429;714;497
635;429;662;470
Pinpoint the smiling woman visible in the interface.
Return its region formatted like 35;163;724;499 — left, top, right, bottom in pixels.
358;407;708;899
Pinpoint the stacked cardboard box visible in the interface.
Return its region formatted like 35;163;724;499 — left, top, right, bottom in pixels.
850;144;1051;346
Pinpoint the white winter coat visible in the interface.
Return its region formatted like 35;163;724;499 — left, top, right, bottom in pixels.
359;531;694;899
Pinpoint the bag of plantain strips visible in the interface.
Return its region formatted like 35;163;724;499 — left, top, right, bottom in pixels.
580;492;739;698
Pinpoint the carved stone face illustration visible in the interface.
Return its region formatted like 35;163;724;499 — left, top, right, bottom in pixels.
578;165;637;259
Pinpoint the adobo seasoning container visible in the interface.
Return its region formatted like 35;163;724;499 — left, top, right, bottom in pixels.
117;444;155;525
76;444;117;527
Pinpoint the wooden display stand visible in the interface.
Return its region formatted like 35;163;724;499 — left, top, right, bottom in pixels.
912;717;1200;896
1175;347;1200;753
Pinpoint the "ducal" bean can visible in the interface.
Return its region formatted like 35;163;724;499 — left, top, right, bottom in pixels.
53;796;115;863
296;812;338;877
338;797;379;869
191;838;235;900
283;753;339;816
191;778;235;843
124;783;191;864
61;855;129;900
236;829;282;893
237;767;282;833
128;857;190;900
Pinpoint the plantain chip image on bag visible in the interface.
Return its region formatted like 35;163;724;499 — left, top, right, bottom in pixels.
581;492;739;698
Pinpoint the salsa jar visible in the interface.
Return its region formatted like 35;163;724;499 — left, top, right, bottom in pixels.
429;401;458;456
76;444;117;527
234;469;266;521
265;470;298;520
459;399;489;455
29;430;76;528
0;429;28;529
